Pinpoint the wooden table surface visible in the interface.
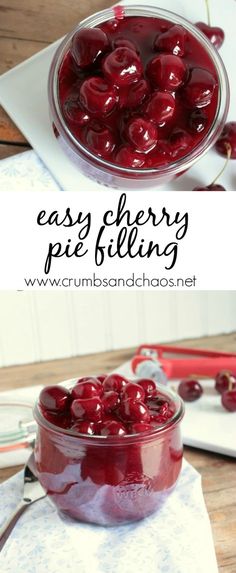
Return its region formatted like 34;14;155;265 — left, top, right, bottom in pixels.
0;332;235;571
0;0;116;159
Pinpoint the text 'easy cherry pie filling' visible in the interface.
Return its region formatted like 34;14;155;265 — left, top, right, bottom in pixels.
34;375;184;525
56;11;222;172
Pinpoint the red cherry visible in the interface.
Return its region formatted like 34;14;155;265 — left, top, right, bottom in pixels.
80;77;118;115
188;109;208;134
215;122;236;159
147;54;186;90
71;421;96;435
196;22;224;50
71;28;110;68
39;385;70;413
121;79;150;109
145;92;175;126
150;412;168;425
115;145;146;168
71;380;102;399
193;184;226;191
100;420;127;436
76;376;104;396
136;378;156;399
178;379;203;402
119;398;150;423
103;373;129;393
86;123;116;157
221;390;236;412
183;67;216;108
154;24;187;56
96;374;107;383
102;391;120;413
102;47;143;87
71;397;103;422
113;38;138;52
125;117;158;152
215;371;236;394
129;422;153;433
63;99;90;126
169;128;192;158
121;382;145;402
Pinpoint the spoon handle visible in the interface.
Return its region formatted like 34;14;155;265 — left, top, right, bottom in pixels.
0;500;28;551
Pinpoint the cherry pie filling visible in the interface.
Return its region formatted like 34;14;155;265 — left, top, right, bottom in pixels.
34;374;183;524
57;15;219;170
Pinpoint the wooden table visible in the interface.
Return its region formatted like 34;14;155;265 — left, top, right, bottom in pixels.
0;0;115;159
0;332;235;571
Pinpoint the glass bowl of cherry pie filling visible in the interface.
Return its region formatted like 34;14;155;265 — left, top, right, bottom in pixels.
48;5;229;189
34;374;184;526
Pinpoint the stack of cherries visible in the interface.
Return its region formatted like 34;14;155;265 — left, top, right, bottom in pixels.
39;373;176;436
178;370;236;411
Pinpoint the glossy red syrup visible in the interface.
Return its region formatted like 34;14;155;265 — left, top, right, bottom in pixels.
34;375;183;525
58;15;219;170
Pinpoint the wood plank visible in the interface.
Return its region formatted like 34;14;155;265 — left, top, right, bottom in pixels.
0;106;27;144
0;37;47;74
0;143;30;159
0;0;115;43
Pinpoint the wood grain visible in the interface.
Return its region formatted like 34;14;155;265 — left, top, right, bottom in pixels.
0;333;235;572
0;0;114;158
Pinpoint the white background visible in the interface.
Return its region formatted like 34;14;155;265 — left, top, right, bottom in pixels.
0;191;234;290
0;291;235;367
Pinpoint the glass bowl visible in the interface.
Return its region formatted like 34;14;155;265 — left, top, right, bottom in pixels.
33;381;184;526
48;5;229;190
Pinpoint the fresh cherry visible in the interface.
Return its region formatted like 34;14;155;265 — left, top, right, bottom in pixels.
154;24;187;56
100;420;127;436
125;117;158;152
188;109;208;134
183;67;216;108
85;123;116;157
193;184;226;191
136;378;157;399
145;92;175;126
102;391;120;413
196;23;224;50
221;390;236;412
215;371;236;394
71;28;110;68
215;122;236;159
80;77;118;115
71;397;103;422
178;379;203;401
71;421;97;435
103;373;128;393
63;99;90;126
147;54;186;90
121;382;145;402
71;380;102;399
39;385;70;413
102;47;143;87
118;398;150;423
121;78;150;109
115;145;146;168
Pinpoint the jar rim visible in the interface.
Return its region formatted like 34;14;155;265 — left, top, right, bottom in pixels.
48;4;230;178
33;379;184;445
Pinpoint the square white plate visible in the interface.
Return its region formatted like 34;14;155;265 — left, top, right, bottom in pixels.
0;0;235;191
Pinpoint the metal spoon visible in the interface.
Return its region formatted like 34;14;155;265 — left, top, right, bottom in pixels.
0;453;46;551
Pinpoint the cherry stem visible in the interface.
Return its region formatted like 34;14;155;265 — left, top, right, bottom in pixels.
209;143;232;186
205;0;211;26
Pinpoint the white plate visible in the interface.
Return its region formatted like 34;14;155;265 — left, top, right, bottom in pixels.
0;0;235;191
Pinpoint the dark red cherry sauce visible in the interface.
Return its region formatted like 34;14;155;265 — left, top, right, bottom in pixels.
58;15;219;169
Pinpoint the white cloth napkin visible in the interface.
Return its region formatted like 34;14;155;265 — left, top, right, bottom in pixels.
0;459;218;573
0;150;61;192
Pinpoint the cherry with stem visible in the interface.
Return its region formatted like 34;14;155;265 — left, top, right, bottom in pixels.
193;143;231;190
196;0;225;50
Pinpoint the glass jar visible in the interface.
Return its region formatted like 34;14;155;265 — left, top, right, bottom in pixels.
48;5;229;190
34;383;184;526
